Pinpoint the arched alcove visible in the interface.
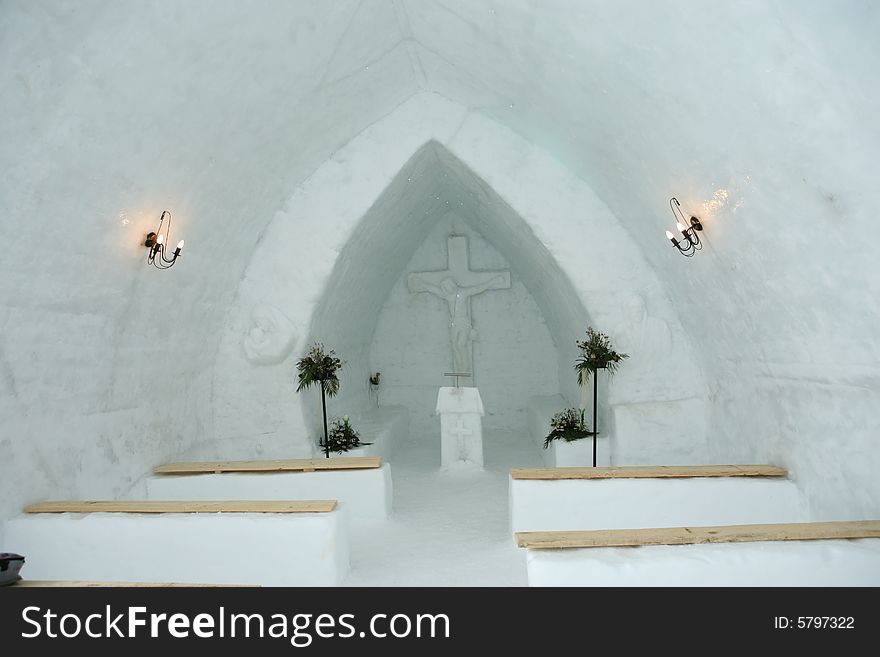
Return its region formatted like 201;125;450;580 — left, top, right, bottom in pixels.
210;94;706;467
306;141;591;437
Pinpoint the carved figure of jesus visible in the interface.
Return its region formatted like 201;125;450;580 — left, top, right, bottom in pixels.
418;275;506;375
408;235;511;380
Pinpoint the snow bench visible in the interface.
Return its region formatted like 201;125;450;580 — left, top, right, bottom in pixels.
516;520;880;586
510;464;804;534
345;405;409;460
5;500;348;586
527;395;609;466
146;456;391;525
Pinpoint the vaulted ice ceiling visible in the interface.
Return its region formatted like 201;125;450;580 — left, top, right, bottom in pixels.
1;1;878;531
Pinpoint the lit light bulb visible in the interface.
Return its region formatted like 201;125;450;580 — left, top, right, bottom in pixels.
176;240;185;250
156;234;165;245
676;222;686;233
665;230;675;241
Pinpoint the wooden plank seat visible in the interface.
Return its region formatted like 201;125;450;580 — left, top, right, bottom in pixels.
516;520;880;549
516;520;880;587
509;463;804;534
13;580;258;587
511;464;788;480
25;500;336;514
6;498;348;586
145;457;392;525
154;456;382;475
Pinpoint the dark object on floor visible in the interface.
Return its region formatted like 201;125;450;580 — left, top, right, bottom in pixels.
0;553;25;586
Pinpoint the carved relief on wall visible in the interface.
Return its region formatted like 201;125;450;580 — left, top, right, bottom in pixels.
243;303;297;365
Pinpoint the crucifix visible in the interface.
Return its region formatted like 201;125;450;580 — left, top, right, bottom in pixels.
408;235;511;382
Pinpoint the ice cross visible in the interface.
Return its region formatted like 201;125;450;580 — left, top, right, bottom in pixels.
408;235;510;380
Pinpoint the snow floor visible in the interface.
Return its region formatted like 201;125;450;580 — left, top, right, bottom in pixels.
344;428;543;586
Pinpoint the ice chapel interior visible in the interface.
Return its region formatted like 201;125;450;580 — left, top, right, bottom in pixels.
1;1;878;587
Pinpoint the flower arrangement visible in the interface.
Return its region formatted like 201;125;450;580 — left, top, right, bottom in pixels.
574;327;628;385
543;407;595;448
296;343;343;396
326;416;371;453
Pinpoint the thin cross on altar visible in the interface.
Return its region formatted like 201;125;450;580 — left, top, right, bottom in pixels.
443;371;472;389
408;235;511;382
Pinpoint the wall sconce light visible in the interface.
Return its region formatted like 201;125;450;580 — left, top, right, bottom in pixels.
144;210;184;269
665;197;703;257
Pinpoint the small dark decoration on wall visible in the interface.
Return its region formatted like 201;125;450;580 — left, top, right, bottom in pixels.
368;372;381;407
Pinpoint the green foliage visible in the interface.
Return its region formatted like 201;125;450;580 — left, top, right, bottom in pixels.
326;416;371;454
543;407;595;449
296;343;343;397
574;326;628;386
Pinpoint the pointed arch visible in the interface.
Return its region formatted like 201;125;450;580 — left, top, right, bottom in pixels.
306;140;592;423
212;94;706;462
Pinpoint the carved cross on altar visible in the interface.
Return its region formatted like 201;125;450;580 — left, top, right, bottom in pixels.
408;235;511;381
449;417;473;455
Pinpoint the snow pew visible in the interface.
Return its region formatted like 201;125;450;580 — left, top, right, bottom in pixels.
146;456;391;526
516;520;880;586
5;500;348;586
509;464;804;534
